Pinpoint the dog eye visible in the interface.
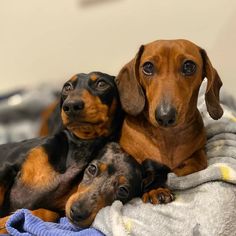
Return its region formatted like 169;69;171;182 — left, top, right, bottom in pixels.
117;186;129;198
182;60;196;76
96;80;109;90
142;62;154;76
63;83;73;92
87;164;98;176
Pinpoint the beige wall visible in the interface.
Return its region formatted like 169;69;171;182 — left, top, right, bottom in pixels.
1;0;236;94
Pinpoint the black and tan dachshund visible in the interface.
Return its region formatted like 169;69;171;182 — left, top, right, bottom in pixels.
0;71;123;232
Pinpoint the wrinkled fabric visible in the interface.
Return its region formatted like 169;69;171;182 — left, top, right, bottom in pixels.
5;209;104;236
92;80;236;236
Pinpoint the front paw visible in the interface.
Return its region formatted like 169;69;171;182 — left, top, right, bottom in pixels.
142;187;174;204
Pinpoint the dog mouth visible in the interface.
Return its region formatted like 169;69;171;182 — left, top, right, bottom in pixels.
67;120;103;127
67;212;95;228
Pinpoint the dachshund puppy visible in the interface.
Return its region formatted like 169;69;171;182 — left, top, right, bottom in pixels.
0;72;122;233
66;142;143;228
116;39;223;203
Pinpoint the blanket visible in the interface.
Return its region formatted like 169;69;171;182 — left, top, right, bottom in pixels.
4;209;104;236
92;81;236;236
4;81;236;236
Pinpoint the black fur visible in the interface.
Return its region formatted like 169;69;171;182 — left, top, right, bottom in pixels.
0;71;123;218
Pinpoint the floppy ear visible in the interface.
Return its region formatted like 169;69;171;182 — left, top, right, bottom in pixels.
115;46;145;116
201;49;223;120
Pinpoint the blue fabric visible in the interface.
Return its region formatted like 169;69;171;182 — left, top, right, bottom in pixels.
4;209;104;236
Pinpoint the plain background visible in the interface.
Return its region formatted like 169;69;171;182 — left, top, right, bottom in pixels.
1;0;236;94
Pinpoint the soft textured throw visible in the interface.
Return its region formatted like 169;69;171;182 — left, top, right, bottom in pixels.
92;80;236;236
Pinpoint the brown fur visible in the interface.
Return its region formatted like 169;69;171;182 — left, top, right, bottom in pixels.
116;39;223;177
20;147;58;189
39;100;59;136
0;185;5;208
62;90;117;139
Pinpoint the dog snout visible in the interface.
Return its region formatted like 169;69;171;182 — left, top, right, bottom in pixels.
155;104;176;127
63;100;85;115
70;202;90;222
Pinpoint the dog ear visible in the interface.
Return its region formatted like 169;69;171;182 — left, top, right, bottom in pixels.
115;45;145;116
200;49;223;120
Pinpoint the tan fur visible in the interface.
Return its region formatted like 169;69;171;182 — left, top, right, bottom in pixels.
20;147;58;188
39;100;59;136
63;91;117;139
117;39;223;176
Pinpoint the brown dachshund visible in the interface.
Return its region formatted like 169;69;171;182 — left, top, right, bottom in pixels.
115;39;223;203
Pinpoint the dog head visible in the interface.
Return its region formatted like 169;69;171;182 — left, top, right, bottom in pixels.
116;39;223;128
60;72;121;139
65;142;142;228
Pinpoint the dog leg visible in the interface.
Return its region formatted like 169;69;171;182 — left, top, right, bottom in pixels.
173;149;207;176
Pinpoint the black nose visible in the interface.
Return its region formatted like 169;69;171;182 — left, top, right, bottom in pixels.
70;203;90;222
63;100;85;115
155;105;176;127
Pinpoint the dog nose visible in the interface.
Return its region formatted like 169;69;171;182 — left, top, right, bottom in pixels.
155;105;176;127
70;203;90;222
63;100;85;115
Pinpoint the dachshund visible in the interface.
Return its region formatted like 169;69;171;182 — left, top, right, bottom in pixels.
115;39;223;203
0;71;123;233
40;72;123;138
66;142;171;228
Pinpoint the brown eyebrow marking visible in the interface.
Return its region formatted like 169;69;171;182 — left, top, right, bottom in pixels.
99;163;108;172
90;74;98;81
70;75;78;82
118;176;127;185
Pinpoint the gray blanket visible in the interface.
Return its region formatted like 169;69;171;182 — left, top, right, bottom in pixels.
92;80;236;236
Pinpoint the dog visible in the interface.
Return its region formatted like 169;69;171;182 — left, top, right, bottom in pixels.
66;142;171;228
115;39;223;203
40;72;123;138
65;142;144;228
0;71;123;232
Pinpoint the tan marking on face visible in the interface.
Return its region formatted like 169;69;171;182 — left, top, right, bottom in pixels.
70;75;78;82
20;147;58;188
61;109;69;126
138;40;204;127
99;163;108;172
65;91;118;139
65;184;91;217
118;176;127;185
90;74;98;81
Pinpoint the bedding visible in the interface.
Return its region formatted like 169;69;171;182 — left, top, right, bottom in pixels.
2;80;236;236
92;80;236;236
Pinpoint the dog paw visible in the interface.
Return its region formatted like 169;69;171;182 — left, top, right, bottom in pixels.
142;187;174;204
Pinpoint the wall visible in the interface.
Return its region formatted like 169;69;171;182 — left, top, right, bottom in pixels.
1;0;236;94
